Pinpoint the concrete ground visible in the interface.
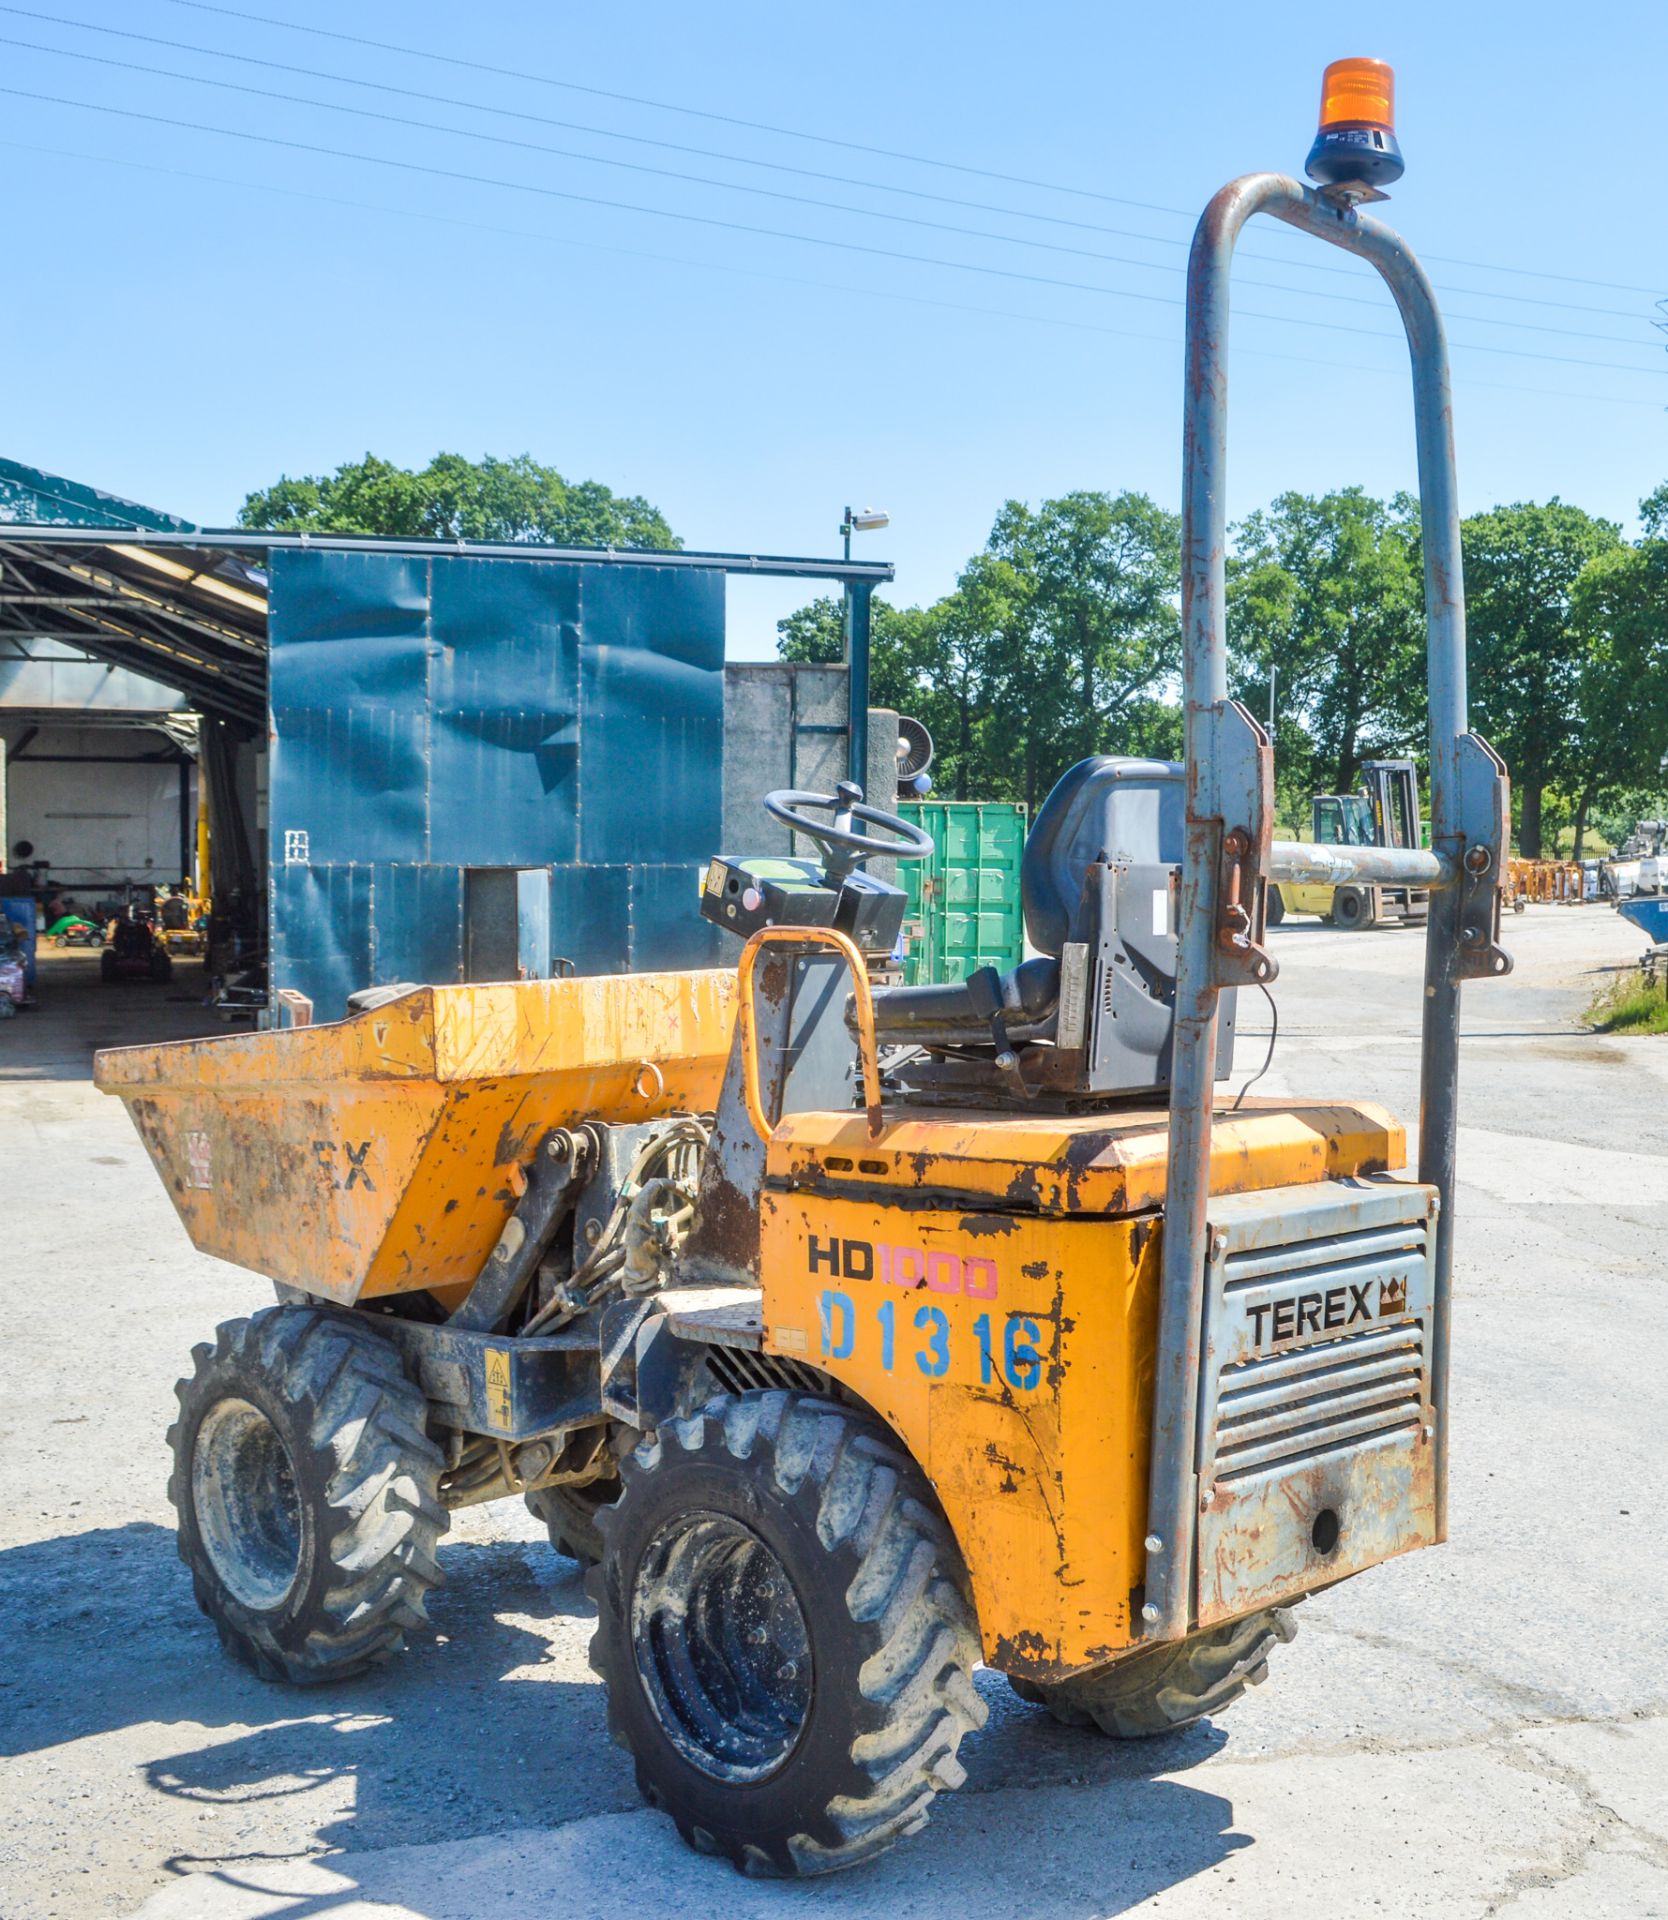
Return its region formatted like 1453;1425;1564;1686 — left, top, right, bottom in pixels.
3;916;1667;1920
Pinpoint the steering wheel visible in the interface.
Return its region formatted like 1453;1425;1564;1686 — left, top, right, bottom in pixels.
764;781;933;879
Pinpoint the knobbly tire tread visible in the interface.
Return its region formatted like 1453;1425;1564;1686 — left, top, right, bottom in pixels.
524;1480;616;1569
1008;1605;1299;1737
167;1304;448;1686
586;1389;987;1876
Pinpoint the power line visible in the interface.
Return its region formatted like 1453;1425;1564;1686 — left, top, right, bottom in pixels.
0;7;1224;243
6;130;1657;417
0;36;1322;283
156;0;1200;218
6;31;1649;351
156;0;1668;302
3;4;1647;325
7;82;1663;381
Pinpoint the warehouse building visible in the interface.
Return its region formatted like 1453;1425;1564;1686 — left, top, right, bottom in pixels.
0;457;893;1022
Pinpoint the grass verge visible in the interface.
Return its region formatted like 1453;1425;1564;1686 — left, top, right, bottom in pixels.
1585;971;1668;1035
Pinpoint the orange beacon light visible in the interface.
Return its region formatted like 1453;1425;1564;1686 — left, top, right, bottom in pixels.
1305;57;1404;190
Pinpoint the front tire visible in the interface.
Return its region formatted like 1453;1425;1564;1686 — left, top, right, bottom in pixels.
168;1305;447;1684
1332;885;1376;930
588;1390;986;1876
1009;1606;1297;1738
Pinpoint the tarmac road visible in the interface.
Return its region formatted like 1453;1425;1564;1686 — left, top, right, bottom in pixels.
3;915;1667;1920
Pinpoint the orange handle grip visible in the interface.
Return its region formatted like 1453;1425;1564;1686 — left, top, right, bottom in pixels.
735;925;884;1142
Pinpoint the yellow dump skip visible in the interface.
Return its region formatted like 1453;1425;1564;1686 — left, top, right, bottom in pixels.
95;973;736;1303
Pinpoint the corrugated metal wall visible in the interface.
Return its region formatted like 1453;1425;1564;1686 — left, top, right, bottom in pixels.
897;799;1028;984
267;550;726;1018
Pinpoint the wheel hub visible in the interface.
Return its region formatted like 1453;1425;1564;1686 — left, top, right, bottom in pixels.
191;1397;303;1611
630;1510;812;1782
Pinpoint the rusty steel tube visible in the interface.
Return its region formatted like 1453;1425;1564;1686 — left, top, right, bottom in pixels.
1270;840;1455;888
1145;172;1469;1643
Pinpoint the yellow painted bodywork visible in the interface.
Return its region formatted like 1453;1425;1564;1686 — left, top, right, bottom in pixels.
1276;881;1337;919
101;941;1413;1679
760;1098;1405;1677
95;972;736;1303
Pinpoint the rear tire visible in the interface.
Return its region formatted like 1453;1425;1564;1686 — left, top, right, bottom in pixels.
1265;885;1286;927
525;1479;616;1569
587;1390;986;1876
1009;1606;1297;1738
168;1305;447;1685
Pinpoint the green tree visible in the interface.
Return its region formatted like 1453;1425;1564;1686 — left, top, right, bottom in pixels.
1461;499;1623;857
774;594;945;717
239;451;679;550
775;596;845;666
1228;489;1426;804
974;492;1182;809
1564;485;1668;856
776;491;1182;809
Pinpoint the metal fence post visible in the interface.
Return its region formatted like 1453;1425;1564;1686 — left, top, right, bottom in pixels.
847;580;872;787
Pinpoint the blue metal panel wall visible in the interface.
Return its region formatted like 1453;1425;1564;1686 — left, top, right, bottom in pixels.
269;863;375;1023
267;549;725;1018
428;558;582;865
369;863;464;986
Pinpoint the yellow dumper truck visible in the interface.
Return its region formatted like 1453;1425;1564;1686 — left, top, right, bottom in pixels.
99;65;1511;1876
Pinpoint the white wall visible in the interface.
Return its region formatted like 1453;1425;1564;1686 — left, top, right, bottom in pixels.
0;642;185;712
1;722;192;889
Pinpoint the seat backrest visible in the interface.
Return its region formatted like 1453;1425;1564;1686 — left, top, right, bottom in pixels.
1021;757;1186;955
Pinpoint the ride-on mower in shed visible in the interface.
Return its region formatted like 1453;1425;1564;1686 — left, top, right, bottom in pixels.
100;908;173;986
98;64;1513;1876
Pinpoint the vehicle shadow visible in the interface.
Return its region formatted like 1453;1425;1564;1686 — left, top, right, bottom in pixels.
0;1521;625;1856
136;1754;1248;1920
3;1523;1249;1919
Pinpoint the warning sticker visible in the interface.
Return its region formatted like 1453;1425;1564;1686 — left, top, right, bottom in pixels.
184;1130;213;1190
484;1348;513;1432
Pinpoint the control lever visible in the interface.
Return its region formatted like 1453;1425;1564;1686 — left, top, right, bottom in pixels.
965;965;1034;1100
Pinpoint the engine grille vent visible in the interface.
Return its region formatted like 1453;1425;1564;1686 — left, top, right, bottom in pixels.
1192;1177;1439;1627
1213;1322;1425;1481
1199;1195;1432;1488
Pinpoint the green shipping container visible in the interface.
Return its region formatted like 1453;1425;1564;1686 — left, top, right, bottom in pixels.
896;800;1027;986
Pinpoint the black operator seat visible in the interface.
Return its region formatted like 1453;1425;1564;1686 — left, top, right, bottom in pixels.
868;756;1185;1044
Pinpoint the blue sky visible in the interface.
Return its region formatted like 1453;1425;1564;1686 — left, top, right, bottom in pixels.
3;0;1664;657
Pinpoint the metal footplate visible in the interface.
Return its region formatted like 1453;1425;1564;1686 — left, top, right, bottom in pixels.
1193;1177;1440;1627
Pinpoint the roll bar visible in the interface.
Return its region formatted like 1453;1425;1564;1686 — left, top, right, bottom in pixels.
1142;174;1512;1643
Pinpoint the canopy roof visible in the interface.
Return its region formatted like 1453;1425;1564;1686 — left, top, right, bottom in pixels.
0;459;893;733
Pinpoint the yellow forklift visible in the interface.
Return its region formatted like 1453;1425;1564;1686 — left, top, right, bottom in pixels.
1271;758;1430;929
97;60;1511;1877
